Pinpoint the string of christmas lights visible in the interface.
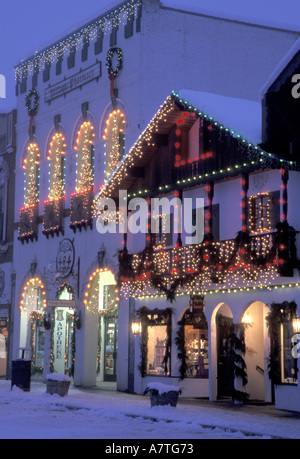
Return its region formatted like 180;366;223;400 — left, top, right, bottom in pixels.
103;110;126;181
83;268;119;315
14;0;140;80
75;121;95;192
47;132;66;201
22;142;40;207
20;278;46;317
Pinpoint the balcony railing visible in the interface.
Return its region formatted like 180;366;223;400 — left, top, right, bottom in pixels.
118;229;297;299
42;197;64;238
69;188;93;232
18;203;38;243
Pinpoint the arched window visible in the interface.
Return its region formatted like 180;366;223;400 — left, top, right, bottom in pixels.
103;110;125;180
22;142;40;208
19;142;40;242
75;121;95;192
43;133;66;236
70;121;95;232
47;132;66;201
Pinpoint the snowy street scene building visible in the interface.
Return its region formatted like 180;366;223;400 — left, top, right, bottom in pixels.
0;110;16;380
96;84;300;410
5;0;300;424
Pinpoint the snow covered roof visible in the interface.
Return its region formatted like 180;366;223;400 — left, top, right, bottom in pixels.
161;0;300;32
260;37;300;99
177;89;262;146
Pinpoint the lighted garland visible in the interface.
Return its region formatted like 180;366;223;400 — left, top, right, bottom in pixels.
84;267;119;315
20;278;46;315
49;308;55;373
30;311;44;374
118;227;282;302
25;89;39;115
65;311;76;377
265;301;298;385
106;47;123;77
56;283;75;300
15;1;139;81
22;142;40;207
47;132;66;201
75;121;95;192
95;90;300;216
103;110;126;181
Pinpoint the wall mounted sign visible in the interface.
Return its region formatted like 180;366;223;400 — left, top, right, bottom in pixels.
189;295;205;314
56;238;75;278
44;62;101;103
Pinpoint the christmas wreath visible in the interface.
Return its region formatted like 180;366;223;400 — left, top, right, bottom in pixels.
106;47;123;77
25;89;39;115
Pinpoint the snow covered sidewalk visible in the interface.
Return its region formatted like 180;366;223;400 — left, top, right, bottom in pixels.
0;381;299;439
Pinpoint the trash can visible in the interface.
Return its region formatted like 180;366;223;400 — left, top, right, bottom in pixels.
11;348;31;392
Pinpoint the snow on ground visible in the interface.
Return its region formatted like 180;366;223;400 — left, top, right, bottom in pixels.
0;381;299;439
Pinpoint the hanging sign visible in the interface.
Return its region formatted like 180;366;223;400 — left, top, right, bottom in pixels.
53;309;66;374
44;62;101;103
47;299;76;308
56;238;75;278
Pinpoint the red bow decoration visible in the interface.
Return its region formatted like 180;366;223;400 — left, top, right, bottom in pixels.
28;110;36;135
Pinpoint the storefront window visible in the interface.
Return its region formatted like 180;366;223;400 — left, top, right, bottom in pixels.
138;307;172;377
185;324;208;377
179;307;208;378
147;324;168;375
281;323;298;384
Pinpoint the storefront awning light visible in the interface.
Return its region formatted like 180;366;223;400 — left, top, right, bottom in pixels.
131;321;141;335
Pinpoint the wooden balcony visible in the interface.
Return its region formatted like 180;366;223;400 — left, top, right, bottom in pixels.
118;229;298;299
69;188;93;232
42;198;64;238
18;203;38;243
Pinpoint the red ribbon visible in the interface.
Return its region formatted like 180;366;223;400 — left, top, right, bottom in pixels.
28;110;36;135
109;74;116;100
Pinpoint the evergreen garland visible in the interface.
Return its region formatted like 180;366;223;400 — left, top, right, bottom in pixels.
30;311;44;375
175;318;188;380
265;301;298;385
228;323;249;403
49;308;55;373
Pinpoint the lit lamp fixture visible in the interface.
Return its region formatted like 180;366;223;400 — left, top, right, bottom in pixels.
131;319;142;334
293;317;300;333
242;313;252;325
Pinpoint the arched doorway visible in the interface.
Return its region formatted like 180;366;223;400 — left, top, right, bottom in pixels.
19;278;47;378
240;301;271;402
84;268;119;384
216;304;234;399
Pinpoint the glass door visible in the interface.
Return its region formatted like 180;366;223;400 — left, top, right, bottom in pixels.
104;317;117;381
